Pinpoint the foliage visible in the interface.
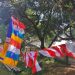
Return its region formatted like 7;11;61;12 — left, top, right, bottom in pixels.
0;0;75;48
0;24;6;43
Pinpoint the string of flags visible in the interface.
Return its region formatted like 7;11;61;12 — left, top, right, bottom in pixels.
20;40;75;74
0;16;75;74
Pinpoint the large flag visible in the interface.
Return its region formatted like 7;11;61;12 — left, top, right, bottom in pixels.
1;16;26;67
6;17;25;59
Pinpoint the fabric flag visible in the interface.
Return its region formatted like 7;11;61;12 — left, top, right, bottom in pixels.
1;16;26;67
24;52;33;68
53;40;75;58
0;45;3;52
6;45;20;60
64;41;75;58
51;45;64;57
29;51;41;74
32;60;42;74
52;41;75;59
7;19;12;38
39;48;61;58
59;44;69;56
23;51;41;74
6;16;25;61
0;19;13;58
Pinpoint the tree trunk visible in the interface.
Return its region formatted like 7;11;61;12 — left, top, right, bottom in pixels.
40;37;45;49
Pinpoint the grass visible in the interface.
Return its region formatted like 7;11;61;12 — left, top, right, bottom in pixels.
0;57;75;75
0;62;15;75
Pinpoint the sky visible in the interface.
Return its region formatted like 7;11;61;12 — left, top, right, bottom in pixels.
0;0;16;24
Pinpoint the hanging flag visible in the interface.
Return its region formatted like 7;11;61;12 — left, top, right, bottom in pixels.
32;60;42;74
39;48;61;58
0;45;3;52
66;41;75;58
5;16;25;61
53;40;75;58
29;51;41;74
6;19;13;39
23;51;41;74
0;18;13;58
1;16;26;67
59;44;69;56
6;45;20;60
51;45;64;57
25;52;33;68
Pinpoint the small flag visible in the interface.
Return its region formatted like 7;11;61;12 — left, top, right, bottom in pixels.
23;51;41;73
39;48;61;58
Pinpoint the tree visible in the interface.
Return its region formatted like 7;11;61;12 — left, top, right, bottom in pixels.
10;0;75;48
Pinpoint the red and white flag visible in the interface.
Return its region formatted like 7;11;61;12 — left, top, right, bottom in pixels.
23;51;41;73
65;41;75;58
54;41;75;58
39;47;61;58
51;45;64;57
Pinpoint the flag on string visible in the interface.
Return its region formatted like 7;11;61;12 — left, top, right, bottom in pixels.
51;45;64;57
66;41;75;58
29;51;41;74
39;48;61;58
52;40;75;58
23;51;41;74
58;41;75;58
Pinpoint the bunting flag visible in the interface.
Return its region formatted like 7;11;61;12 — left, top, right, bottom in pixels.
39;47;61;58
59;44;69;56
51;46;64;57
23;51;41;74
66;41;75;58
59;41;75;58
25;52;33;68
29;51;41;74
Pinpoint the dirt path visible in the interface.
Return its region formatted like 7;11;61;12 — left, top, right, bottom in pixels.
43;63;75;75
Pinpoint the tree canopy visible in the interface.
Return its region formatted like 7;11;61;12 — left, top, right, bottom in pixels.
1;0;75;48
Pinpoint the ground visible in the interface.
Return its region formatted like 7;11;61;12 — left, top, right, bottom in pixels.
0;59;75;75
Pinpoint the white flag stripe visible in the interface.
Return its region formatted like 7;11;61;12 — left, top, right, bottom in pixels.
8;45;20;54
35;60;42;72
39;50;51;57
